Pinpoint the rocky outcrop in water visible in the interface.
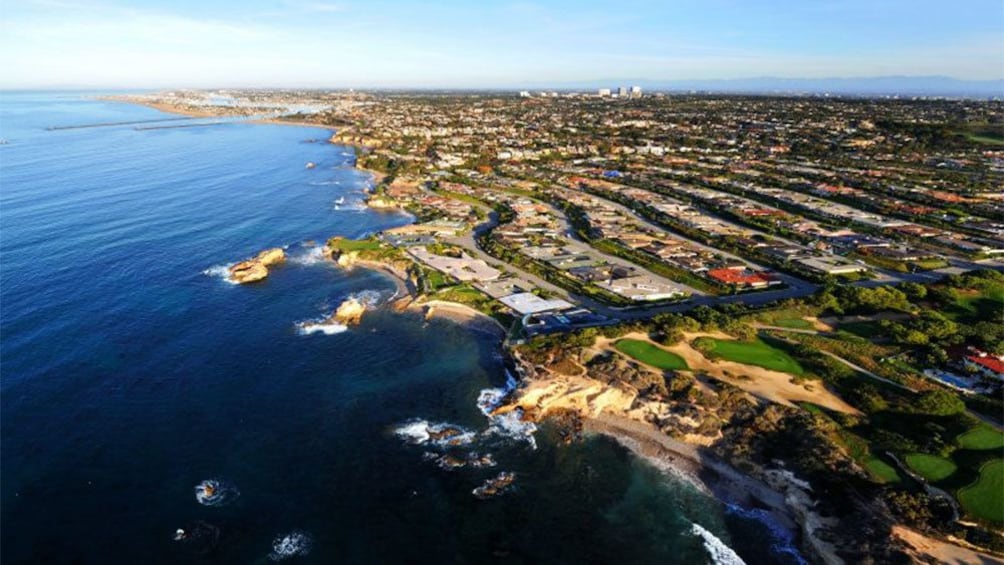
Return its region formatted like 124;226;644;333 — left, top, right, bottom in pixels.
228;248;286;284
473;471;516;499
332;297;367;325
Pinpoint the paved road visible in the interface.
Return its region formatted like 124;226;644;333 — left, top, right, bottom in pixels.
435;187;1004;326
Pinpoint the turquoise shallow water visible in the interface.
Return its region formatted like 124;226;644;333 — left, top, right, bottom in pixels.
0;92;802;564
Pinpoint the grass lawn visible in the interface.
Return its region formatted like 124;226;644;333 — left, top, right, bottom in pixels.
959;459;1004;524
837;428;902;484
864;456;902;484
772;318;814;329
615;339;689;371
905;453;958;482
328;237;383;252
693;337;804;375
910;258;949;270
946;283;1004;322
958;426;1004;451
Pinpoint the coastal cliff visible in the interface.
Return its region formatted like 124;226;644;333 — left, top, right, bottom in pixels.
502;335;908;565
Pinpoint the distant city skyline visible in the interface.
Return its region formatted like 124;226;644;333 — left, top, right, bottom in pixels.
2;0;1002;89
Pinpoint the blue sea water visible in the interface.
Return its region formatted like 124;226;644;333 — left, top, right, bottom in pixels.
0;92;802;564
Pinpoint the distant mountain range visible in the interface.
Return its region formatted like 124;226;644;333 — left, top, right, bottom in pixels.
543;76;1004;98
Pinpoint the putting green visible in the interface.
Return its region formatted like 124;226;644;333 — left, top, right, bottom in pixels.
905;453;957;482
614;339;688;371
693;337;804;375
959;459;1004;524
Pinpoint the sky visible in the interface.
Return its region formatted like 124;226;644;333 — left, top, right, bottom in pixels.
1;0;1002;88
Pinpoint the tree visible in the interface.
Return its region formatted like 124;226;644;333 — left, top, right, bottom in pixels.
914;390;965;416
899;282;928;302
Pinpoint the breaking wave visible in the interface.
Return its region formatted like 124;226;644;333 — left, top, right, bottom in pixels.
294;290;386;336
288;245;328;266
333;200;367;212
194;479;239;507
202;264;237;285
296;320;348;335
477;371;537;449
269;531;313;561
690;523;747;565
393;420;476;448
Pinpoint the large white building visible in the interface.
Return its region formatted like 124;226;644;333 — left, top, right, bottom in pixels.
597;88;611;97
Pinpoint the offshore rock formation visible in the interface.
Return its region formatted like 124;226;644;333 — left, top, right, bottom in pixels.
228;248;286;284
332;297;367;325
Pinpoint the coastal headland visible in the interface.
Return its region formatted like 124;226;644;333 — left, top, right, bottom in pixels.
110;91;1004;564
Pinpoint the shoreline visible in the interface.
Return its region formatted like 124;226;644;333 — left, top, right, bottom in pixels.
114;90;791;536
104;94;387;185
343;257;507;339
583;414;797;530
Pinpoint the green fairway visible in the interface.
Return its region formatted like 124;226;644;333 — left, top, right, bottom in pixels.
946;283;1004;322
959;459;1004;523
864;456;901;484
614;339;689;370
905;453;957;482
958;426;1004;451
692;337;804;375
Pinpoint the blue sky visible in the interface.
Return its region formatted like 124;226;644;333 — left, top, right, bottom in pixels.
2;0;1002;88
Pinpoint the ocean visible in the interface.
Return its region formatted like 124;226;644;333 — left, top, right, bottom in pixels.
0;92;802;564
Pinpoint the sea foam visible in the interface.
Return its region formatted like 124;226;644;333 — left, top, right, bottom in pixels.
202;264;238;285
269;531;313;561
296;321;349;335
392;420;477;448
477;371;537;449
691;523;747;565
288;245;328;266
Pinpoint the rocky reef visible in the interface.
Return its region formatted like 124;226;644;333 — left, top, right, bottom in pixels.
228;248;286;284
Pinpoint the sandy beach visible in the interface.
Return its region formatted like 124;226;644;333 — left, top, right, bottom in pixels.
584;414;797;529
409;299;506;337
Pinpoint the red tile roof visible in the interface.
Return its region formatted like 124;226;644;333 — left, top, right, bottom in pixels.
967;355;1004;375
707;268;775;286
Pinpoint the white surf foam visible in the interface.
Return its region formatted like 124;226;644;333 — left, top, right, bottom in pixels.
691;523;747;565
202;264;238;285
333;201;367;212
392;420;476;448
296;321;349;335
269;531;313;561
288;245;327;266
477;371;537;449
